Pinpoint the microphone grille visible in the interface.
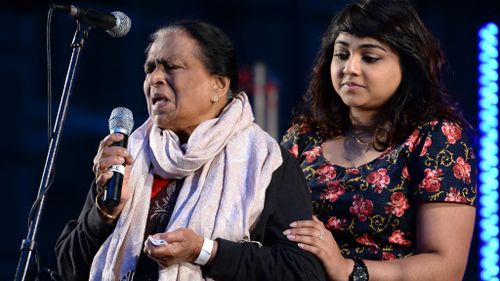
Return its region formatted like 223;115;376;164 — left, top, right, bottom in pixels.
109;107;134;135
108;11;131;37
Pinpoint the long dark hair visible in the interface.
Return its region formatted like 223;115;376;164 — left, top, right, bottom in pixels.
147;20;239;93
295;0;468;150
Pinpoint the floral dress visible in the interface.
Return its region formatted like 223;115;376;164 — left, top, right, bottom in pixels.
281;120;476;260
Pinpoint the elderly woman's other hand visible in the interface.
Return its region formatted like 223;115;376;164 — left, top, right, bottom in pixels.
143;228;216;268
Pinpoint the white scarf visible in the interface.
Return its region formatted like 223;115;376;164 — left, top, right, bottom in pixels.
89;92;282;281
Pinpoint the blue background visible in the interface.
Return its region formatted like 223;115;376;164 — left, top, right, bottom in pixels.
1;0;498;280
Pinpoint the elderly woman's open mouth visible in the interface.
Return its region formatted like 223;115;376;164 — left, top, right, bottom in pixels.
152;93;170;106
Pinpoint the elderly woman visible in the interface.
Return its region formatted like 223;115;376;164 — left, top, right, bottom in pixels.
55;21;326;281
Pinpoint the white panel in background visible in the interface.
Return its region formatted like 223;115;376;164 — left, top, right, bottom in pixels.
266;83;279;139
253;62;266;128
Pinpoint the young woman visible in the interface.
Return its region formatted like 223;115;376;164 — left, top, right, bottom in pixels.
281;0;476;280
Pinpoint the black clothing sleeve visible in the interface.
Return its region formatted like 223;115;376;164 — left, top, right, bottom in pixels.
55;147;326;281
204;146;326;281
55;182;116;281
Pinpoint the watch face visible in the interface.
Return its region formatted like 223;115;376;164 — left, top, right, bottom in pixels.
352;265;368;281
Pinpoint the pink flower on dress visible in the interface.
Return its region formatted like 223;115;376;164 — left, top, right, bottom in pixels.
298;123;311;134
355;233;380;253
453;156;472;184
445;187;467;203
303;146;321;163
346;168;360;174
385;192;410;217
286;123;310;135
420;136;432;156
326;216;347;232
350;195;374;222
320;181;345;202
402;165;410;180
315;163;337;183
441;121;462;144
429;120;439;128
382;252;396;260
418;168;443;193
366;168;390;193
405;129;420;152
289;144;299;158
388;230;411;247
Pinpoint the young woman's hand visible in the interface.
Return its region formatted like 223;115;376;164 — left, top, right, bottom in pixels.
284;216;353;281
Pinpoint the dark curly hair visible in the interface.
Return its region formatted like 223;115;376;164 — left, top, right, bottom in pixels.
294;0;468;150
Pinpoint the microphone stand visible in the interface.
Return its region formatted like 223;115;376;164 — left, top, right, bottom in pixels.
14;22;90;281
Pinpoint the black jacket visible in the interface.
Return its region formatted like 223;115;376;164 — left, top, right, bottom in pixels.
55;147;326;281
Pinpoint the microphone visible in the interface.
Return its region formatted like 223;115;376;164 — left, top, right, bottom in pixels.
103;107;134;208
50;4;131;37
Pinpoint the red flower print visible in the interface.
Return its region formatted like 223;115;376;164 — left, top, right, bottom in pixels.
366;168;390;193
405;129;420;152
418;168;443;193
326;216;347;232
346;168;360;174
320;181;345;202
287;123;310;135
315;163;337;183
356;233;380;253
441;121;462;144
402;165;410;180
429;120;439;128
382;252;396;260
289;144;298;158
453;156;472;184
298;122;310;134
385;192;410;217
350;195;374;222
445;187;467;203
420;136;432;156
303;146;321;163
388;230;411;247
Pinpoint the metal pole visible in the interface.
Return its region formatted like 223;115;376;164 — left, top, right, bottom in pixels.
14;23;89;281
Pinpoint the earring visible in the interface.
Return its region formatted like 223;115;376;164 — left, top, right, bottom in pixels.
210;95;219;103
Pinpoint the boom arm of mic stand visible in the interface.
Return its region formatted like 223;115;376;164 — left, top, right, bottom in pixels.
14;22;90;281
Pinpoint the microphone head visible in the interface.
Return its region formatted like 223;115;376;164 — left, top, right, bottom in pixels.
109;107;134;135
107;11;131;37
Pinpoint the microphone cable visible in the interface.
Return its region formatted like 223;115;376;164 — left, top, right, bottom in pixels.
26;5;57;228
47;6;53;142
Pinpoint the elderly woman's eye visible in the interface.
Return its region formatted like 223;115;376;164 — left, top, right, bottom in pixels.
165;63;179;70
144;64;155;74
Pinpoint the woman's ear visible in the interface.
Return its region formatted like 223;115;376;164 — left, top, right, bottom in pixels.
213;76;230;94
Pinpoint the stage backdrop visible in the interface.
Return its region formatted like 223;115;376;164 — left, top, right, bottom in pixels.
1;0;498;280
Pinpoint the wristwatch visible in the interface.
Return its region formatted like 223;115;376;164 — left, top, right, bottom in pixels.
349;258;369;281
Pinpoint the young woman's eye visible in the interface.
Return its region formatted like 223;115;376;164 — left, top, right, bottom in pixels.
363;56;380;63
333;52;349;60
